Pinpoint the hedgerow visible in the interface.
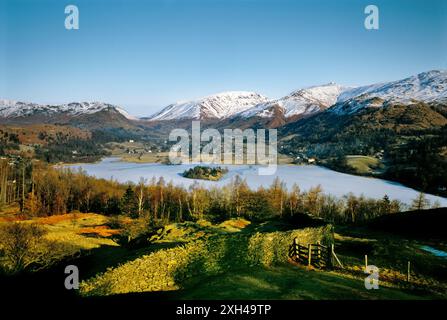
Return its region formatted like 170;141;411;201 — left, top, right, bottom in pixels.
79;224;333;296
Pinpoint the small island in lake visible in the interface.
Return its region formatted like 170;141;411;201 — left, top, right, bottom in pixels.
182;166;229;181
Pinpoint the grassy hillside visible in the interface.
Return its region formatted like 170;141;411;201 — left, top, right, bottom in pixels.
366;207;447;239
79;220;333;296
345;155;383;174
176;266;433;300
1;211;446;300
0;124;91;145
0;124;109;162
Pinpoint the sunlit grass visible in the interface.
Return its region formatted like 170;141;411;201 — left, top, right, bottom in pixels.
345;155;382;174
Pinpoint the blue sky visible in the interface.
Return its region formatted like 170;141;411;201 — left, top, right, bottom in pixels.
1;0;446;116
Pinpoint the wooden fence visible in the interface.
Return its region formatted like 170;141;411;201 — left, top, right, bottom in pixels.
288;238;333;269
288;239;418;286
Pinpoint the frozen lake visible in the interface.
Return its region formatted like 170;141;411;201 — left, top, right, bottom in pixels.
66;157;447;206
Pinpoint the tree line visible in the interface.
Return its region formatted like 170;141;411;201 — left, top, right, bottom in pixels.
0;158;440;225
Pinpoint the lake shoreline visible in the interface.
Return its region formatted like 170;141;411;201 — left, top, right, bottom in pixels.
64;157;447;208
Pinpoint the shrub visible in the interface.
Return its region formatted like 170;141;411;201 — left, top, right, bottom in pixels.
113;216;161;248
0;223;51;273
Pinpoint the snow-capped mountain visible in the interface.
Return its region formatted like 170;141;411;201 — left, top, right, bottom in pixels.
2;70;446;125
146;91;270;121
241;70;447;119
0;100;137;120
330;70;447;115
239;83;348;119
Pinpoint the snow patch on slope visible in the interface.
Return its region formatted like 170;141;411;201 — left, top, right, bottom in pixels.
331;70;447;114
0;100;137;120
239;83;348;118
148;91;270;120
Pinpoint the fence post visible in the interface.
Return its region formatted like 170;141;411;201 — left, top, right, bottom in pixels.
308;244;312;266
331;244;335;266
365;255;368;270
317;241;321;264
331;244;344;269
293;238;298;261
407;261;411;282
327;243;333;268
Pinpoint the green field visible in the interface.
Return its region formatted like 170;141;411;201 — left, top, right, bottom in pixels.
176;266;434;300
345;155;384;174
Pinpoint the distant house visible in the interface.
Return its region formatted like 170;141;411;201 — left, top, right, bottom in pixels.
129;139;135;143
307;158;316;164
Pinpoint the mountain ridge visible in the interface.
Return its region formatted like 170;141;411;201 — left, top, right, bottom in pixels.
144;91;270;121
0;100;137;120
1;70;447;126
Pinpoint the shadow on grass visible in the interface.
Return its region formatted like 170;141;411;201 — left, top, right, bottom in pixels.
75;241;186;279
0;240;186;301
172;265;441;300
98;265;439;301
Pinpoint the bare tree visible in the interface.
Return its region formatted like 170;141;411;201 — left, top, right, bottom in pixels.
0;159;10;208
136;177;147;217
0;223;46;273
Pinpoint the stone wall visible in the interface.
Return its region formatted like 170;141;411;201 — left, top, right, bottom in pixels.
80;225;334;296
